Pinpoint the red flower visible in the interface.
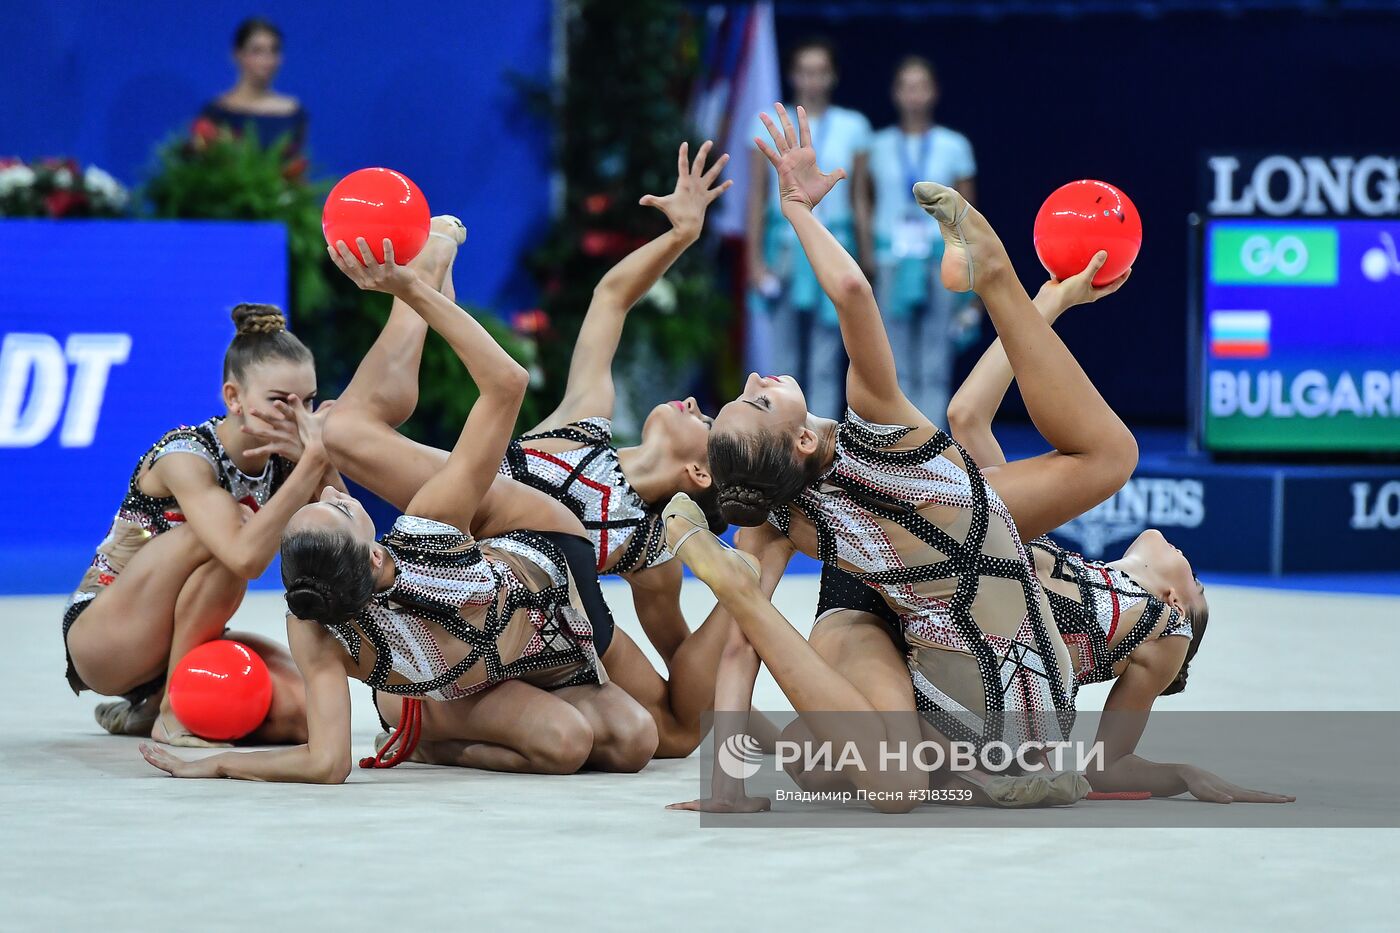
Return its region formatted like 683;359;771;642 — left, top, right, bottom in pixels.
191;117;220;148
45;189;88;218
581;229;631;258
282;155;309;182
511;309;551;336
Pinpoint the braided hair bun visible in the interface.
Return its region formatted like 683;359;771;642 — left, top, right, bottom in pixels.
718;485;774;527
231;303;288;335
285;576;337;624
223;303;312;382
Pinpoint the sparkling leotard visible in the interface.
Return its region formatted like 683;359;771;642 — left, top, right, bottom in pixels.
62;417;292;691
321;516;605;701
1029;537;1192;689
499;417;671;574
770;409;1075;748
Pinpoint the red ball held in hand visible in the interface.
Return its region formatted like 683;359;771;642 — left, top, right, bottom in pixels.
1033;180;1142;286
322;167;430;265
167;640;274;741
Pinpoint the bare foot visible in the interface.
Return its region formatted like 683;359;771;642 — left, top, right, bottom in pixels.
667;795;772;813
150;711;230;749
662;493;759;587
912;181;1011;293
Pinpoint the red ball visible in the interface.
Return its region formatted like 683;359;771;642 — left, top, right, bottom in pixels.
1033;180;1142;286
322;167;430;265
168;640;273;741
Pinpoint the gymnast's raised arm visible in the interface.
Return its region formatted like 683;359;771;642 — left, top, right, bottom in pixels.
329;237;529;533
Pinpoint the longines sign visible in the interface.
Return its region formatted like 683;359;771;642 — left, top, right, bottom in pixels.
1206;154;1400;218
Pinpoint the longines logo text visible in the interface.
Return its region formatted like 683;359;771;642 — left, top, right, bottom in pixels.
1056;478;1204;556
1207;155;1400;217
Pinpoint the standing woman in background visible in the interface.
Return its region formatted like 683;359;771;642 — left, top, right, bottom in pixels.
869;56;980;422
745;37;872;419
198;18;308;157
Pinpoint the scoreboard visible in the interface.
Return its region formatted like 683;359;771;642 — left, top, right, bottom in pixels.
1199;154;1400;454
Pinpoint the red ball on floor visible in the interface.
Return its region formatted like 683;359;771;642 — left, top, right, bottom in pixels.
168;640;273;741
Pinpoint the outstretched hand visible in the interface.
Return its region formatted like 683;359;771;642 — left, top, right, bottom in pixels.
667;795;772;813
754;103;846;211
1181;765;1295;804
139;742;219;779
328;237;419;297
639;140;732;239
1035;251;1132;320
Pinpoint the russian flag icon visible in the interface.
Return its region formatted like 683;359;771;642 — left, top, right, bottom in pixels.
1210;310;1270;358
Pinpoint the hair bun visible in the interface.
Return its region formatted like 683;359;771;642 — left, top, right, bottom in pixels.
231;303;288;336
286;577;334;622
718;484;773;527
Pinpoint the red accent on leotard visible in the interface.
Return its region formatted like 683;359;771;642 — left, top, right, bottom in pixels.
523;448;613;571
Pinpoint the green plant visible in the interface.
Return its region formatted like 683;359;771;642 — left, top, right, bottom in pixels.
526;0;733;431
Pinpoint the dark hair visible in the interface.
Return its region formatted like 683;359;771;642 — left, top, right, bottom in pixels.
281;528;376;625
893;55;937;85
787;36;838;75
1161;597;1209;696
234;17;283;51
708;428;826;527
690;481;729;535
223;303;313;383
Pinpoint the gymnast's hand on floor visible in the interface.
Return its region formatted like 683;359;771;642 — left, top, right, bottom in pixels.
1180;764;1295;804
667;795;772;814
329;237;419;297
1033;250;1132;321
755;103;845;212
639;140;733;241
139;742;221;779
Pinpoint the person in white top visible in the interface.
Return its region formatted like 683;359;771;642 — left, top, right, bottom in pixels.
869;56;980;423
745;37;873;419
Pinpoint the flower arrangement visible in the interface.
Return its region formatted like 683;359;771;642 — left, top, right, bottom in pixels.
0;157;130;218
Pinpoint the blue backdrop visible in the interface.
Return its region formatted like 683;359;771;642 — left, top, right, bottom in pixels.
3;0;553;313
0;220;288;594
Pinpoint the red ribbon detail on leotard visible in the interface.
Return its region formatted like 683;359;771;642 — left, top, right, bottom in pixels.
358;697;423;769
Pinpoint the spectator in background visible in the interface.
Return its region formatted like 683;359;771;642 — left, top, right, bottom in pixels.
869;56;980;423
198;18;307;157
745;37;872;419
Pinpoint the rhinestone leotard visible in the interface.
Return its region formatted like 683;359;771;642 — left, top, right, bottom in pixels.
499;417;671;575
770;409;1076;749
320;516;605;701
62;417;292;691
1029;537;1192;690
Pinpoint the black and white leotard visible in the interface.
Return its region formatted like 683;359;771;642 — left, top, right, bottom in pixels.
499;417;671;575
1028;537;1192;690
772;409;1076;749
322;516;606;701
61;416;292;692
